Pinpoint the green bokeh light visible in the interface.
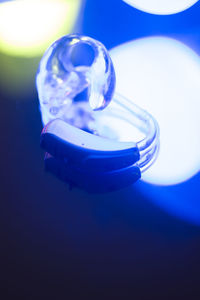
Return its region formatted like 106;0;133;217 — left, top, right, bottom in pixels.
0;0;81;57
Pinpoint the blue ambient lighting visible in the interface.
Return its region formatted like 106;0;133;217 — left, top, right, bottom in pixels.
138;172;200;225
110;37;200;186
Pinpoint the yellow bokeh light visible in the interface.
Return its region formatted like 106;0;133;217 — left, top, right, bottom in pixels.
0;0;81;57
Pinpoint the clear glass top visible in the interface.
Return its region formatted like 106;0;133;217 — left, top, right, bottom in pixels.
36;34;116;126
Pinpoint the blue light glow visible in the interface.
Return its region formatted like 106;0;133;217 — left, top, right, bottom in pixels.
110;37;200;186
138;172;200;225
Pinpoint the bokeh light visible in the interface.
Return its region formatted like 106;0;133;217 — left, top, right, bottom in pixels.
123;0;199;15
110;37;200;186
0;0;81;57
137;172;200;225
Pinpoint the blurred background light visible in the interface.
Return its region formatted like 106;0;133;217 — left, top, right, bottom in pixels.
123;0;199;15
0;0;81;57
110;37;200;186
0;0;83;97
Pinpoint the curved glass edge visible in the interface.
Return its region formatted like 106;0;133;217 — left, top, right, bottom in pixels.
113;93;160;173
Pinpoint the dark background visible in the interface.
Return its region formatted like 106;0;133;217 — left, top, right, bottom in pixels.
0;0;200;298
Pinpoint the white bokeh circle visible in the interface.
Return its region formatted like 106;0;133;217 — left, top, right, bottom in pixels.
110;37;200;185
123;0;199;15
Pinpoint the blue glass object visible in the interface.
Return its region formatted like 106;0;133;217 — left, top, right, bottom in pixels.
36;34;116;126
36;34;159;192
